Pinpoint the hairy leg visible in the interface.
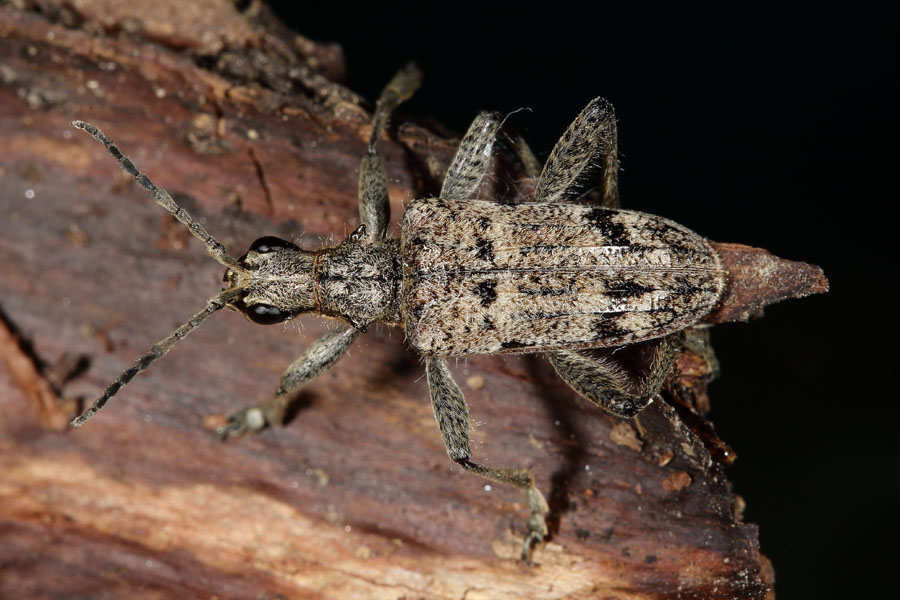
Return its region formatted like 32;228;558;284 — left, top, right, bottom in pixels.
426;357;549;560
441;111;503;200
547;332;684;419
533;97;619;208
358;63;422;239
217;327;359;437
508;131;543;180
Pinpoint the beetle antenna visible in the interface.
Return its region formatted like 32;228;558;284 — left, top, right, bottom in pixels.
70;288;242;427
71;120;245;272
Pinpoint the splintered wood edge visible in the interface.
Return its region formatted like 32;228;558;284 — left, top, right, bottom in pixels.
705;242;829;324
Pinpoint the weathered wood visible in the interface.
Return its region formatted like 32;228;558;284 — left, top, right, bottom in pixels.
1;2;824;598
707;242;828;324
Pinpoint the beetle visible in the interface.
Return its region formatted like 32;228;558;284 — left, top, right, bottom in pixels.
69;64;728;559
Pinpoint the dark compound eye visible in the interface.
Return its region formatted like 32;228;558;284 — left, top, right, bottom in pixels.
248;236;299;254
244;303;291;325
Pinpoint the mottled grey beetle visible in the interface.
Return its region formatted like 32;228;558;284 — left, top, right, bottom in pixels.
70;64;728;559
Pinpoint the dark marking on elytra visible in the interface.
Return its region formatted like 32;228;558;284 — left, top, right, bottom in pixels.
591;315;632;338
409;236;428;250
605;279;655;297
501;340;534;350
586;207;631;246
669;283;705;295
518;244;561;256
474;237;494;262
474;280;497;307
410;300;426;321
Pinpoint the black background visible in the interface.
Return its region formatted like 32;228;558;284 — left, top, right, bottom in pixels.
271;4;896;597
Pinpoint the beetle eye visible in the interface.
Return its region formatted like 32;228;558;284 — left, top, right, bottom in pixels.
248;236;299;254
245;303;290;325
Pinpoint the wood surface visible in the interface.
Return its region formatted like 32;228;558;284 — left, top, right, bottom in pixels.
0;2;824;598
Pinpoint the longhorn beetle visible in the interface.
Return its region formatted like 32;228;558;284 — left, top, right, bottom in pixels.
70;64;728;559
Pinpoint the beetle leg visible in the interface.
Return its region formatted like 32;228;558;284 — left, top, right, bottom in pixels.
426;357;549;560
534;97;620;208
358;152;390;240
509;131;543;180
547;332;684;418
216;327;359;437
359;63;422;239
441;111;503;200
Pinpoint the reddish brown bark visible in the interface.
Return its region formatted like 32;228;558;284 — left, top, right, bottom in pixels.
707;243;828;325
1;2;824;598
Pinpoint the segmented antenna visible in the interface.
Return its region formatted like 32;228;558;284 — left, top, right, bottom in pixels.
70;288;242;427
69;120;248;427
71;120;244;272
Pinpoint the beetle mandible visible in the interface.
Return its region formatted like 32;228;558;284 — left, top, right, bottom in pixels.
70;64;728;559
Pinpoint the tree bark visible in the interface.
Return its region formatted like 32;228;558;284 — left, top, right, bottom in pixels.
0;2;823;598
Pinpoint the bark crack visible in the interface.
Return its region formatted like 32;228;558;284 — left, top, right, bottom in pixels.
248;146;274;216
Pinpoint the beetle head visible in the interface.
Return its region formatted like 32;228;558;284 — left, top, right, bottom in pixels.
224;236;317;325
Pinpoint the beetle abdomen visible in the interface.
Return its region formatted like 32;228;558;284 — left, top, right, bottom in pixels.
401;198;726;357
